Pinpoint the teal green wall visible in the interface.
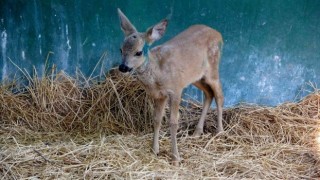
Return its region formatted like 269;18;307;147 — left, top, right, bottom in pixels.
0;0;319;106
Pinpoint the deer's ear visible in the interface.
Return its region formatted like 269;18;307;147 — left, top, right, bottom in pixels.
118;8;137;36
145;19;168;44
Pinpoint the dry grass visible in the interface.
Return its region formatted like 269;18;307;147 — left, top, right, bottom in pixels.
0;68;153;135
0;68;319;179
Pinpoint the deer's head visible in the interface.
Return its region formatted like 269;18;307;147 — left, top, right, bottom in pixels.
117;8;168;73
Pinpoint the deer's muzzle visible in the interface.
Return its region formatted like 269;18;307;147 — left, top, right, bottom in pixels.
119;64;132;73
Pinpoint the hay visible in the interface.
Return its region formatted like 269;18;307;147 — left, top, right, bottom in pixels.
0;69;153;135
0;68;319;179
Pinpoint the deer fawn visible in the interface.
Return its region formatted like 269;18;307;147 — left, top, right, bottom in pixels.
117;9;224;166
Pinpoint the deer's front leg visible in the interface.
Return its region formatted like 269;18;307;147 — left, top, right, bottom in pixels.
152;97;167;155
169;94;181;166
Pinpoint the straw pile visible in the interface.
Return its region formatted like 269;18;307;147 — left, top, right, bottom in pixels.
0;68;319;179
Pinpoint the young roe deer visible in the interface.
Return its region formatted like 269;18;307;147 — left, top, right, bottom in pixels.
117;9;224;166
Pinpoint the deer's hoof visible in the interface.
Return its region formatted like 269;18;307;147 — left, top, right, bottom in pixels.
171;155;180;166
216;127;224;134
152;148;159;156
192;128;203;137
171;160;180;167
152;144;159;155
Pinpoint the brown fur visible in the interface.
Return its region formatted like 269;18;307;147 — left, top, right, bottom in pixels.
117;9;224;166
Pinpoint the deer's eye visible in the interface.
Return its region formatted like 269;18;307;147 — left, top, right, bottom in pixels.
135;51;143;56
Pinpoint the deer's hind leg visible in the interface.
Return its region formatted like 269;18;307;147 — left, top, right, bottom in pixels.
206;43;224;133
192;80;214;136
207;79;224;133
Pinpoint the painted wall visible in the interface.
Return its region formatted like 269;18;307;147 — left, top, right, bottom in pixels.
0;0;319;106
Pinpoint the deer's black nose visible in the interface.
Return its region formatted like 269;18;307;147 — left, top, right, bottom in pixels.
119;64;132;73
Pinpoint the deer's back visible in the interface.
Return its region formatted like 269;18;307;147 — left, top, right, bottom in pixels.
165;25;222;49
150;25;223;89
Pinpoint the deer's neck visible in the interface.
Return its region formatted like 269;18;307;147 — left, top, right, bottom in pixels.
136;56;150;75
135;49;168;99
136;52;160;91
136;53;155;82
